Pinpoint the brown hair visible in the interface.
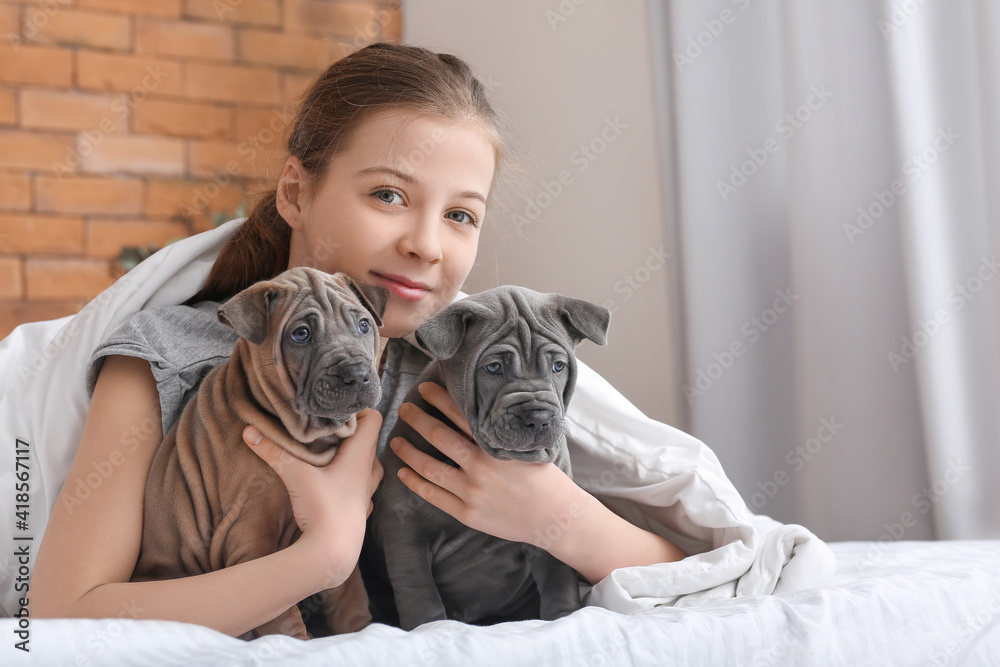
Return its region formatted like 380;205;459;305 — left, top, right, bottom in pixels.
187;42;512;305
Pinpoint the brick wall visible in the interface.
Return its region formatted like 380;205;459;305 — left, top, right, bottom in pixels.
0;0;402;338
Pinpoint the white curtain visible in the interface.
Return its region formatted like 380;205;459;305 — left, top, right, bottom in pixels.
664;0;1000;541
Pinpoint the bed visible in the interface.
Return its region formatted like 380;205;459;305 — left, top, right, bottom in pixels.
3;220;999;666
4;540;1000;665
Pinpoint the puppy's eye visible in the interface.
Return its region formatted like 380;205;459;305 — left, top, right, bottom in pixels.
358;318;370;335
484;361;502;375
290;326;311;343
552;360;566;373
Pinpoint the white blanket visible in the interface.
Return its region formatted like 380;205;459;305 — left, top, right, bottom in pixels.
0;218;835;619
4;541;1000;666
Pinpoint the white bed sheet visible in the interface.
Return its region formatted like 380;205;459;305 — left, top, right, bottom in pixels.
4;539;999;666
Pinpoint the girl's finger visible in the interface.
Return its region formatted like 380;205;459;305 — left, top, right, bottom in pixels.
394;458;465;521
390;437;463;494
243;425;301;477
331;409;382;466
396;402;478;468
417;382;473;439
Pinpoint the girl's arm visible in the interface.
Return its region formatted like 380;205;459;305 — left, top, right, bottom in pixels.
31;354;380;637
389;382;686;585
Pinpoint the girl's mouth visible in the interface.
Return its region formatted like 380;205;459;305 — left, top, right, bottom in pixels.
371;272;431;301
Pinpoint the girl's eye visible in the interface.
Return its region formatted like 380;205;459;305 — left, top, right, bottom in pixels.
290;326;311;343
446;209;477;226
552;360;566;373
374;189;403;205
484;361;502;375
358;318;370;334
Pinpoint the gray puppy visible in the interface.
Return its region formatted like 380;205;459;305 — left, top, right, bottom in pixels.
368;286;611;630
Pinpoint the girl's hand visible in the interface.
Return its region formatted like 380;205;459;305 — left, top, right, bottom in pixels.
243;409;383;568
390;383;589;547
392;383;687;585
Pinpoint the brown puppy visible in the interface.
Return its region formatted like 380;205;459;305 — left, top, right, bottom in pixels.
130;267;388;639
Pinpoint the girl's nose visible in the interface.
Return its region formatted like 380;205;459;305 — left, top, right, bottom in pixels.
398;212;443;263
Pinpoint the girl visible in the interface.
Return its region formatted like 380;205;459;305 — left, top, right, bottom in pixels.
30;42;684;638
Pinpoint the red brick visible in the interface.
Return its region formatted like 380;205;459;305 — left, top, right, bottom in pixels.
334;5;402;44
186;213;225;234
282;72;318;102
80;135;185;176
185;0;280;27
284;0;379;36
137;18;234;61
0;4;18;40
36;174;143;215
25;257;115;301
189;135;284;180
133;99;232;139
145;177;246;218
20;89;127;133
184;62;280;105
0;300;86;339
23;8;132;51
77;0;183;18
0;257;23;300
0;44;73;88
237;28;330;70
86;219;192;258
76;51;183;97
0;88;15;126
0;131;75;171
0;213;84;254
380;8;403;42
188;139;244;178
0;172;31;211
234;105;293;143
189;138;284;181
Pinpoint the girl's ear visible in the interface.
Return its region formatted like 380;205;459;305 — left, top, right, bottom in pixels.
276;156;307;229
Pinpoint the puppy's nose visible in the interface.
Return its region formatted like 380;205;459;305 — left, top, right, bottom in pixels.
517;407;554;431
334;362;371;386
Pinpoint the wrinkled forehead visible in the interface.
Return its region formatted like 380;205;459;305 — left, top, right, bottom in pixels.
271;270;360;330
467;293;569;363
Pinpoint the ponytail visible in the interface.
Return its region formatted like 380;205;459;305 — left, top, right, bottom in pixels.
184;191;291;305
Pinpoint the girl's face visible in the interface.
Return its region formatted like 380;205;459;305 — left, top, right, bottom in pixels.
280;110;496;338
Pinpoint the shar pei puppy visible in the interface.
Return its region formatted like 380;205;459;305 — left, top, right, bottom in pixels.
368;285;611;630
131;266;388;639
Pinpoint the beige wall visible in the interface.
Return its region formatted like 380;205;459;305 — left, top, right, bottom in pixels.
404;1;685;426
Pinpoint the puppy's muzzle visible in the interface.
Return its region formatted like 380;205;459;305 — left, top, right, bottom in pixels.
483;392;564;456
310;359;378;414
511;404;556;433
332;360;373;388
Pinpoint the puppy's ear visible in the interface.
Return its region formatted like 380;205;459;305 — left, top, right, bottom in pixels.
346;277;389;328
549;295;611;347
415;299;491;360
217;281;282;345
